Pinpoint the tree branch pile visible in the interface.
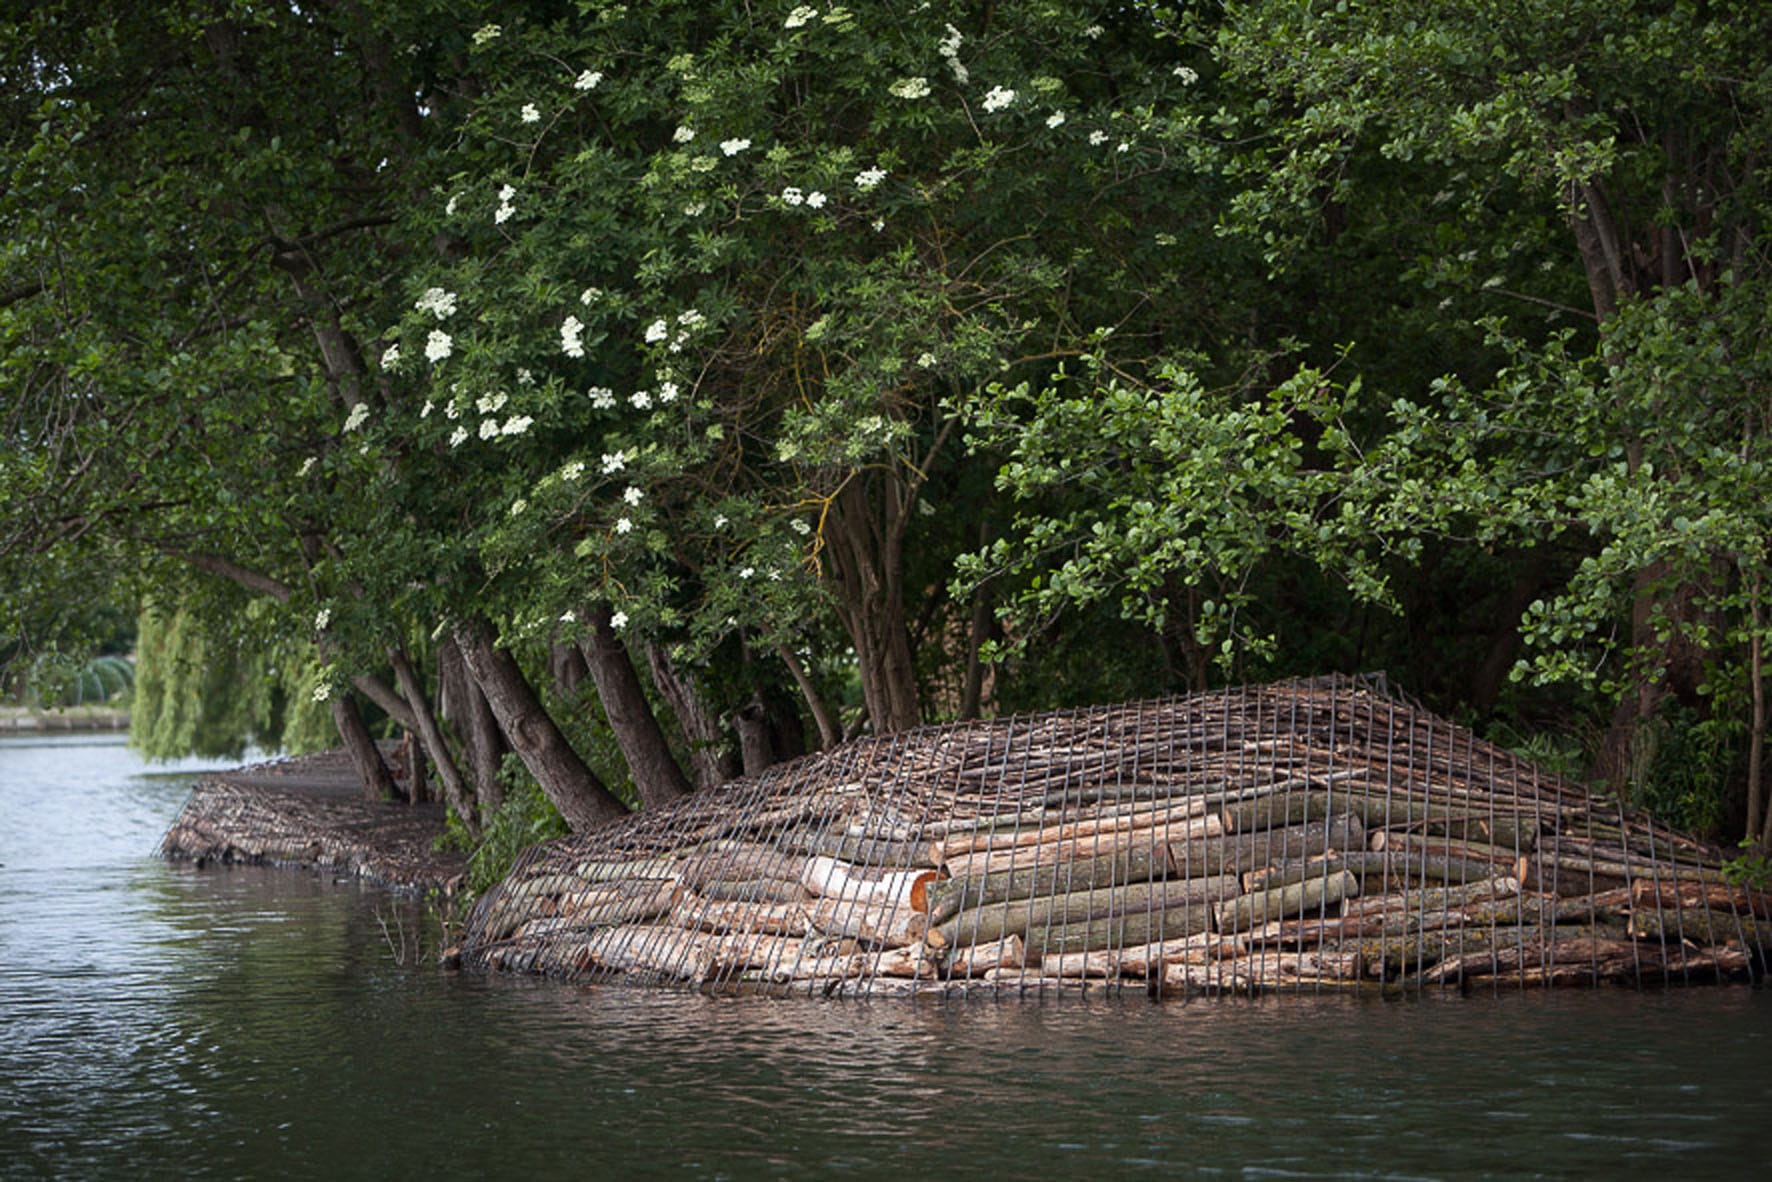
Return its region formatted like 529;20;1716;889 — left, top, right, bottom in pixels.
456;677;1768;996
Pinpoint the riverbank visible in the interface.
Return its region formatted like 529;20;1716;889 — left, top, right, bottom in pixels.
0;705;129;732
159;747;467;894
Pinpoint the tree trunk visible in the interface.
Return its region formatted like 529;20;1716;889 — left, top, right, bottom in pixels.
734;697;776;776
389;645;477;835
551;642;589;698
331;690;397;802
776;644;839;750
824;478;921;733
579;606;693;809
440;633;507;814
646;643;740;789
453;617;628;831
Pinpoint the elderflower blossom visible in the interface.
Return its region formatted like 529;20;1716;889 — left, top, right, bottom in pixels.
420;400;434;419
1046;111;1066;128
791;518;811;535
981;86;1016;112
580;286;603;305
672;125;696;144
424;332;453;363
560;314;585;357
298;456;317;476
739;566;755;579
562;460;586;481
501;415;533;436
521;103;541;123
623;486;644;506
630;389;652;409
678;309;705;328
380;342;401;370
855;166;887;190
449;426;468;447
476;391;508;414
478;418;499;440
509;498;527;516
610;610;629;629
414;287;456;319
495;201;515;224
643;318;669;343
517;368;533;386
1173;65;1199;84
1088;129;1109;145
781;186;804;206
588;386;616;409
785;5;816;28
720;137;751;156
343;402;370;432
614;517;633;534
575;69;604;91
658;380;679;403
714;515;728;528
312;683;332;703
939;24;967;83
472;23;500;45
315;607;332;630
445;194;459;216
601;450;626;474
805;190;827;209
889;76;930;100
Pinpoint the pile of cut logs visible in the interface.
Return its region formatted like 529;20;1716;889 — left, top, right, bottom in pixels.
459;679;1769;995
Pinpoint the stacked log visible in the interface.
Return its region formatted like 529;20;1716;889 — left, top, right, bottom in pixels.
459;677;1770;996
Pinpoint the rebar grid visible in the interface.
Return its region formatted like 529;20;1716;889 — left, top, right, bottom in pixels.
459;676;1768;997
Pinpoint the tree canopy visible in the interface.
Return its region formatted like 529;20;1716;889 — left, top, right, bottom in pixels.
6;1;1771;851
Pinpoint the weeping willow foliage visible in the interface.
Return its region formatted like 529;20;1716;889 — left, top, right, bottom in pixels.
130;606;287;760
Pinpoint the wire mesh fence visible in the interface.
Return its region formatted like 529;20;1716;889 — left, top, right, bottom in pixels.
458;676;1769;997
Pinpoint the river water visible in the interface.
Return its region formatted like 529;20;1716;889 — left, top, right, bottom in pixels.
2;732;1768;1179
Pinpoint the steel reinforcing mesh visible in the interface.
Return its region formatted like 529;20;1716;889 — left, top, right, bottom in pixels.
459;676;1768;997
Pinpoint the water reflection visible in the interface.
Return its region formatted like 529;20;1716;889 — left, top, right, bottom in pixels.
2;735;1769;1178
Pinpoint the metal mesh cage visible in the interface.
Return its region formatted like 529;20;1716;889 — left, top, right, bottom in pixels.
458;676;1769;997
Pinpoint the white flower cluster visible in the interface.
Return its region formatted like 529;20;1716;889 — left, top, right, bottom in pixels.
509;498;527;516
854;166;887;190
521;103;541;124
495;183;516;225
623;485;644;505
601;450;626;474
784;5;816;28
889;76;930;100
576;69;604;91
672;125;696;144
1173;65;1198;84
720;137;751;156
588;386;616;409
580;286;603;306
380;342;401;370
1046;111;1066;129
781;187;826;208
630;389;652;409
472;24;500;45
312;682;332;703
939;24;967;83
614;517;633;534
342;402;370;432
981;85;1016;112
414;287;456;319
314;607;331;630
610;610;629;629
561;314;586;358
477;391;508;414
561;460;586;481
298;456;317;476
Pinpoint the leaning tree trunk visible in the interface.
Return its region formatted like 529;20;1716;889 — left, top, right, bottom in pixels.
389;645;477;836
580;607;692;808
331;690;398;802
647;644;740;790
440;633;508;815
453;618;628;831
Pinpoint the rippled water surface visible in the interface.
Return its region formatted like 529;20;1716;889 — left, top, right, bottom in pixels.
2;733;1768;1179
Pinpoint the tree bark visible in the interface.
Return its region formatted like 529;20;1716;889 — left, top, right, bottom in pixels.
823;478;921;733
440;633;507;814
330;689;397;801
389;645;476;835
453;617;628;831
776;644;839;750
579;606;693;809
646;643;739;790
733;697;776;776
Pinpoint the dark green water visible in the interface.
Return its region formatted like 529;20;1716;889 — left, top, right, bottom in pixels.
2;733;1769;1179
